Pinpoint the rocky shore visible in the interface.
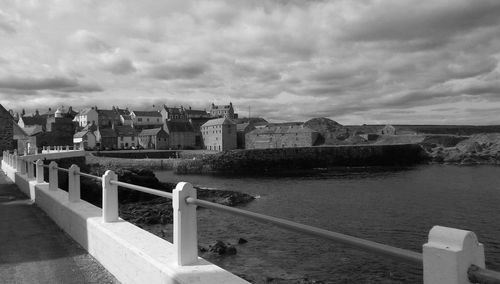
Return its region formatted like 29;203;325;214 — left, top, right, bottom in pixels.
420;133;500;165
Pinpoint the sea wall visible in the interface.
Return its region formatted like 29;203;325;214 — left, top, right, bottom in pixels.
206;144;427;172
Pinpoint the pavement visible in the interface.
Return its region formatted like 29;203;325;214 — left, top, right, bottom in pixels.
0;170;119;284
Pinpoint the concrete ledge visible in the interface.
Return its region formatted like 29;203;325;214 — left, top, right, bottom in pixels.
1;160;248;284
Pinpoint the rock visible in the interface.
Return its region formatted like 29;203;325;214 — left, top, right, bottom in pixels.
208;240;237;255
238;238;248;244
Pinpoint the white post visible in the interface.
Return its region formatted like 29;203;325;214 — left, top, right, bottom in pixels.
48;161;58;191
36;159;44;183
423;226;485;284
19;159;26;175
66;145;69;151
27;159;34;179
68;165;80;202
35;147;39;154
102;170;119;222
173;182;198;266
16;155;21;170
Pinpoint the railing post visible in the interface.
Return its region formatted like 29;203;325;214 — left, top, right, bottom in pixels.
48;161;58;191
19;159;26;175
66;145;69;151
35;147;39;155
423;226;485;284
16;155;21;170
173;182;198;266
13;154;18;170
68;165;81;202
27;160;34;179
36;159;44;183
102;170;119;222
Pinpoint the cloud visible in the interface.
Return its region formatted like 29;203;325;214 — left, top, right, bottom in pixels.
68;30;112;53
145;62;209;80
0;75;102;93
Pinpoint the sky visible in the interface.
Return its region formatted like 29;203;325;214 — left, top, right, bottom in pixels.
1;0;500;125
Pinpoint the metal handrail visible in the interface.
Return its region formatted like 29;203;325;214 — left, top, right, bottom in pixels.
110;180;173;199
469;265;500;284
76;171;102;181
186;197;422;264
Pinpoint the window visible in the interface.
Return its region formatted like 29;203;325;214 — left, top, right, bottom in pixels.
138;118;142;122
147;118;150;122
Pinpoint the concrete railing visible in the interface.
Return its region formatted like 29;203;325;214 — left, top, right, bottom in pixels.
2;149;500;284
41;145;79;154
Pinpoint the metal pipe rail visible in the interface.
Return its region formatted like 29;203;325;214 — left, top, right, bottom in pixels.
469;265;500;284
185;197;422;264
76;171;102;181
110;180;173;199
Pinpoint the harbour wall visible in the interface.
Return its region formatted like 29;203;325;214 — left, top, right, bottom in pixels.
207;144;427;172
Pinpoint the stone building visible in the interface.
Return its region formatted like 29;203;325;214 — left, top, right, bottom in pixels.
0;104;15;152
94;128;118;150
130;110;163;127
209;102;237;119
74;107;98;128
115;125;138;149
189;117;211;148
73;130;97;150
236;123;256;149
245;123;319;149
160;105;186;121
138;128;169;150
164;121;196;149
201;118;237;151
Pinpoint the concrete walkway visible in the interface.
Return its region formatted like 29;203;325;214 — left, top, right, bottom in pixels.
0;170;118;284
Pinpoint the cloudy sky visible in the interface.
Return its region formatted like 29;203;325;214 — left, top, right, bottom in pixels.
1;0;500;124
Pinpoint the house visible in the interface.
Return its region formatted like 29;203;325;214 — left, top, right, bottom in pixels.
115;125;138;149
184;106;210;119
160;105;187;121
120;114;133;126
18;116;47;129
74;107;98;128
189;117;211;148
73;130;97;150
209;102;237;119
138;128;169;150
245;123;319;149
130;110;163;127
94;128;117;150
0;104;15;152
97;109;122;128
164;120;196;149
201;118;237;151
236;123;255;149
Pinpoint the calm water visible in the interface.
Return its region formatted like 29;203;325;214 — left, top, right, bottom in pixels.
155;165;500;283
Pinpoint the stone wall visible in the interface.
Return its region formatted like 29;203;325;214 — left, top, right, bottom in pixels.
206;144;427;173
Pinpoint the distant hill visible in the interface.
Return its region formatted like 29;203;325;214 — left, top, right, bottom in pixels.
347;124;500;136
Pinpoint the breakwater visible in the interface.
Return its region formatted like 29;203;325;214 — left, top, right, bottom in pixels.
206;144;427;173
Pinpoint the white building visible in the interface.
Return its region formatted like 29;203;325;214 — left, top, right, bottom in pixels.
130;110;163;127
74;108;98;128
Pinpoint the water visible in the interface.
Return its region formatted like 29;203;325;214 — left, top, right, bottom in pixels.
155;165;500;283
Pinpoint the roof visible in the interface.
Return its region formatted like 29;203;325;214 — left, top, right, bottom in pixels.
97;109;120;118
165;121;194;132
132;110;162;117
22;125;43;136
74;130;90;138
78;108;97;116
185;109;208;115
114;125;137;136
121;115;132;121
96;128;117;137
202;118;235;127
20;116;46;126
139;127;165;136
237;123;255;132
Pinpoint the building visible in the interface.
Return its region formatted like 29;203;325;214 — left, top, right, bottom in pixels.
0;104;15;152
184;106;210;119
236;123;255;149
115;125;138;149
160;105;186;121
73;130;97;150
138;128;169;150
130;110;163;127
74;107;98;128
201;118;237;151
97;109;122;128
120;114;133;126
209;102;237;119
245;123;319;149
94;128;118;150
189;117;211;148
18;116;47;130
164;121;196;149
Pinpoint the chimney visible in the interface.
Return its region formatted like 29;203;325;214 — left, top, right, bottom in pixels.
35;109;39;116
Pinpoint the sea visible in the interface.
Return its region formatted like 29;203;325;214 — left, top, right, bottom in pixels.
155;165;500;283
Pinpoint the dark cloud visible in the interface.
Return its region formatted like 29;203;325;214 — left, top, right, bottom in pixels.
145;62;208;80
0;76;102;93
102;58;136;75
343;0;500;43
0;21;15;34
